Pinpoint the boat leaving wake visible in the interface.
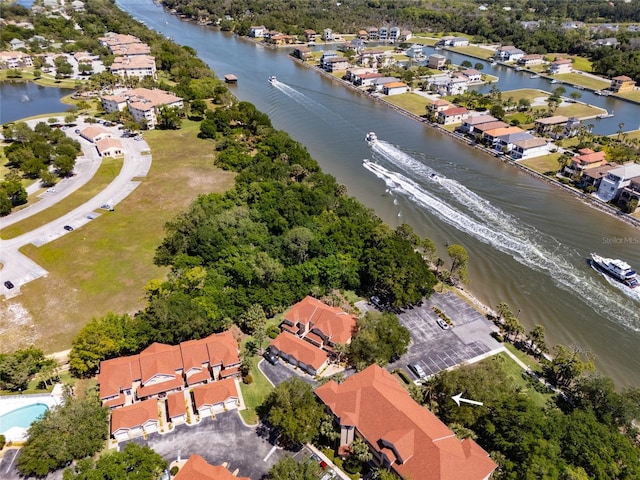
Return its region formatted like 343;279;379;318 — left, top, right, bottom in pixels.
363;142;640;331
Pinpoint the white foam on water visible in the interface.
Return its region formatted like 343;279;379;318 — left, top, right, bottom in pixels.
362;159;640;330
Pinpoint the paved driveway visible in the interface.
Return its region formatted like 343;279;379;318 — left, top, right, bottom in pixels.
126;411;286;480
388;292;502;380
259;358;318;387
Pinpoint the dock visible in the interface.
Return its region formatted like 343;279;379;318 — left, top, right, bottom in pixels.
224;74;238;84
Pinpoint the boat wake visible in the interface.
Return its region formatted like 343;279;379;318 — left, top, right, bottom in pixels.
590;262;640;303
363;141;640;330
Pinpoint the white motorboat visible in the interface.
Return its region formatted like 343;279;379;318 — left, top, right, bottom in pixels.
530;74;540;79
590;253;639;288
268;75;277;83
365;132;378;143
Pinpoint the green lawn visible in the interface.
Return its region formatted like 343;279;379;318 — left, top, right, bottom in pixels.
0;120;236;353
1;157;124;239
383;92;429;116
504;112;532;128
0;69;82;89
519;152;563;174
553;73;610;90
502;88;549;102
546;54;593;72
624;129;640;141
408;37;437;46
239;356;274;424
451;45;496;60
554;102;605;119
614;90;640;103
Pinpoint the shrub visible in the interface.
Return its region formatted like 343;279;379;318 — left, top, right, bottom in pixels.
396;369;411;384
243;373;254;385
0;434;5;449
267;325;280;339
170;465;179;476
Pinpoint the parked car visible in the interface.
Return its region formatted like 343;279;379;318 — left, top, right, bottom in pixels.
369;296;384;310
263;348;279;365
64;225;74;231
408;363;426;379
4;280;15;289
436;319;450;330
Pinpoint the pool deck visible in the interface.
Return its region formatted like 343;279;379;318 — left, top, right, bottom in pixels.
0;385;65;441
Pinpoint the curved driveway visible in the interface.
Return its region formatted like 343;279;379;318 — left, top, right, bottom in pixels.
0;118;152;299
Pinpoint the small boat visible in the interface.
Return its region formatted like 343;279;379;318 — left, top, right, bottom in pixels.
530;74;540;79
490;61;497;66
590;253;639;288
365;132;378;143
268;75;277;83
515;66;523;71
550;79;559;84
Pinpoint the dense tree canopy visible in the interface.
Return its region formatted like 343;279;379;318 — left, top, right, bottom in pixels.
258;378;324;447
348;311;411;370
0;347;55;391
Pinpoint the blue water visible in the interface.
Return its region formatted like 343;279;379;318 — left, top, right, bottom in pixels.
0;403;48;432
0;82;73;124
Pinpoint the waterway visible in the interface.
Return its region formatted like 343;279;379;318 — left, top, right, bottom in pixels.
0;82;72;124
118;0;640;387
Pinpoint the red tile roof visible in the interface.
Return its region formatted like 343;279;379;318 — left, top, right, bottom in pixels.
193;378;239;409
110;399;157;434
271;332;329;371
574;151;606;165
441;107;469;117
315;365;497;480
95;138;123;155
99;355;141;399
219;366;240;379
137;376;184;399
139;343;183;384
103;393;126;408
284;296;356;345
203;330;240;368
166;392;186;419
175;455;249;480
185;369;211;385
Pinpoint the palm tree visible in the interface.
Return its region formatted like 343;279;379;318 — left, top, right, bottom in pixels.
617;122;625;140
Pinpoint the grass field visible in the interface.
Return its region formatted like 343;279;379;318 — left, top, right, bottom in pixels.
553;102;605;119
0;120;236;353
494;348;553;409
553;73;610;90
614;90;640;103
451;45;496;60
502;88;549;102
239;356;274;424
1;157;124;239
384;92;429;116
409;37;437;46
519;152;562;174
0;69;81;89
546;54;593;72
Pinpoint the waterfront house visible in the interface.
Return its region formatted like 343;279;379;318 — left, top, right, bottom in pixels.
356;72;383;87
496;46;525;62
435;36;455;47
248;26;266;38
562;21;585;30
428;99;454;115
610;75;635;93
323;28;334;41
293;46;312;60
428;54;447;70
102;88;183;130
346;67;376;82
534;115;569;137
451;37;470;47
110;399;158;442
618;177;640;212
0;51;33;69
389;27;401;42
165;391;186;426
596;163;640;202
438;107;470;125
192;378;240;418
383;81;410;96
357;30;369;41
495;131;534;153
548;58;572;75
563;148;606;177
304;29;316;43
510;137;550;160
460;68;482;83
460;115;498;134
265;34;296;46
367;27;379;40
378;26;389;41
315;364;498;480
518;54;545;67
270;332;329;375
472;121;509;139
371;77;401;91
483;126;524;146
322;56;350;73
446;77;469;95
580;163;616;189
175;455;250;480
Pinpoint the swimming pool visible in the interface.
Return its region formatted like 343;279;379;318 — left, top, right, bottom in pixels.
0;403;49;433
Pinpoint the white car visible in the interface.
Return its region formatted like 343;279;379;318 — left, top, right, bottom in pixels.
409;363;427;379
436;319;450;330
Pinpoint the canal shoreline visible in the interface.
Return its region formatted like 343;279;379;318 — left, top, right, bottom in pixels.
288;55;640;231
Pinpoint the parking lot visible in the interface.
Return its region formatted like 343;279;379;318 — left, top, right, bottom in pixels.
388;292;502;380
259;356;318;387
127;411;286;479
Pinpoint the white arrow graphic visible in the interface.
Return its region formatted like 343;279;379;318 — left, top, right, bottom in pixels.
452;393;483;406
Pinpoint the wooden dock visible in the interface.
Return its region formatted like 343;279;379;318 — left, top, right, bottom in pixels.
224;74;238;84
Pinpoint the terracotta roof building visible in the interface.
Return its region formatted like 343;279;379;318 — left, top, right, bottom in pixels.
79;126;112;143
95;138;124;157
270;332;329;375
102;87;183;130
110;399;158;441
175;455;250;480
192;377;240;417
315;364;497;480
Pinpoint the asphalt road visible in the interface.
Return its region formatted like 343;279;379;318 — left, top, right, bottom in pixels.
0;117;152;299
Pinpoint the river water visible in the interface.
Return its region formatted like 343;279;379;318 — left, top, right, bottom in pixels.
117;0;640;387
